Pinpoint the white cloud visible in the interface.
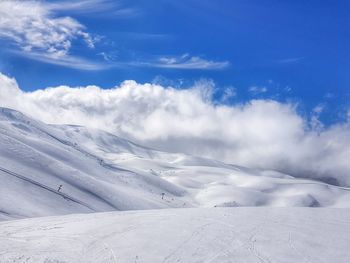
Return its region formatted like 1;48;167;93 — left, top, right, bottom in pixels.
1;72;350;187
0;0;103;69
49;0;116;13
0;2;227;71
275;57;305;64
136;54;230;70
221;86;237;102
310;104;325;132
48;0;138;17
13;50;110;70
249;86;268;95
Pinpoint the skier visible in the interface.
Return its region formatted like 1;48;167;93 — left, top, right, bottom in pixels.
58;184;63;192
161;193;165;200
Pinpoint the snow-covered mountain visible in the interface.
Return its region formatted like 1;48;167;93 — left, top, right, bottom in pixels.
1;107;350;263
1;107;350;221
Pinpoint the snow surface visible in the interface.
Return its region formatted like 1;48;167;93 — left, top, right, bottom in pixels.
1;107;350;262
1;107;350;221
1;208;350;263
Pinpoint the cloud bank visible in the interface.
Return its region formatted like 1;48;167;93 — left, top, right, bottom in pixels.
0;72;350;187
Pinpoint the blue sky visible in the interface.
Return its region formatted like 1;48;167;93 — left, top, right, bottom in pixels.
1;0;349;124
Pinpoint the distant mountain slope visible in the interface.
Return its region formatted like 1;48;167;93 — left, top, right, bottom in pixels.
1;107;350;220
1;208;350;263
0;108;188;220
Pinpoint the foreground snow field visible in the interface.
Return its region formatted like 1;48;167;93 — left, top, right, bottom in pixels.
1;208;350;263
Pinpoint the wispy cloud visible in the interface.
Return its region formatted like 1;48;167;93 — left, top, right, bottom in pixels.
0;0;107;70
120;32;171;40
13;50;111;71
49;0;115;12
0;0;131;70
274;57;305;64
0;2;227;71
89;52;230;71
249;86;268;95
135;54;230;70
0;1;95;54
221;86;237;102
310;104;326;132
49;0;138;17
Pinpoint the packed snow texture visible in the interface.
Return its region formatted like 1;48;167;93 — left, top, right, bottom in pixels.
1;107;350;221
1;208;350;263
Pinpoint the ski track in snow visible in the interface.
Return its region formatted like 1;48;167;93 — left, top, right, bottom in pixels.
1;208;350;263
0;166;95;211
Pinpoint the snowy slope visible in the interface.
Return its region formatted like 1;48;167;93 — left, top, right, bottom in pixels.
1;107;350;221
49;123;350;208
1;207;350;263
0;107;188;220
